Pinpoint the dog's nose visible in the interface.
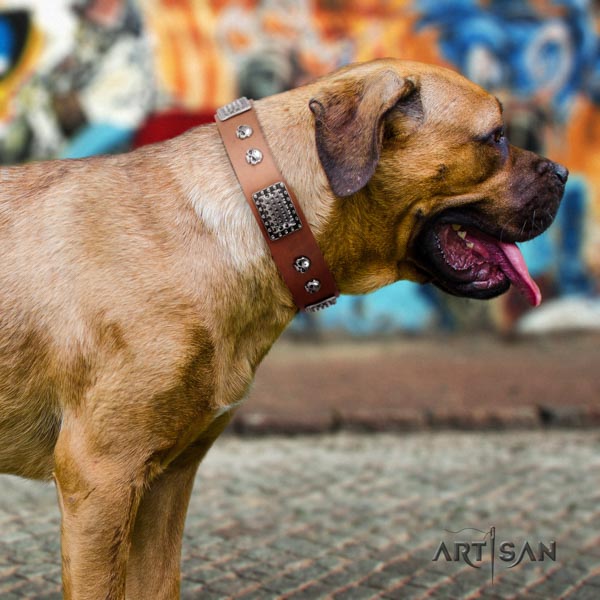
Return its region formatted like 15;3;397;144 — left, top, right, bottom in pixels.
536;160;569;184
553;162;569;184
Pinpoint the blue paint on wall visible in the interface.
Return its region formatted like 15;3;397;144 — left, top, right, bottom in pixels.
310;282;437;334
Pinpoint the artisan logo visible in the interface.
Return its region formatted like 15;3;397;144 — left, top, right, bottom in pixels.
432;527;556;584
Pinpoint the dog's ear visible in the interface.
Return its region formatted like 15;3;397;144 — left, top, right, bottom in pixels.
309;70;420;197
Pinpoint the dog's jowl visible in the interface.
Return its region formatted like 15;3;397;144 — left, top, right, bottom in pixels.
0;59;566;599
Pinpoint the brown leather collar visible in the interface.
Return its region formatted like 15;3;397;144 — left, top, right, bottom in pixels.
215;98;339;312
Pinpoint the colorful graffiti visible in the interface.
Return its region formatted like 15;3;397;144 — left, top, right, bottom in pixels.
0;0;154;163
0;0;598;333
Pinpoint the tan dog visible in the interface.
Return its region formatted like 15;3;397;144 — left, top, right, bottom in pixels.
0;59;566;598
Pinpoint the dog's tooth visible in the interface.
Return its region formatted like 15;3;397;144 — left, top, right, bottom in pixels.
457;231;467;240
452;224;461;231
466;242;474;249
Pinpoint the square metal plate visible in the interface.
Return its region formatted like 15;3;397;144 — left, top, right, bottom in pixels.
252;182;302;241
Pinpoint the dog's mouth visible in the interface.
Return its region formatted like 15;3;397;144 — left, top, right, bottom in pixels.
414;213;541;306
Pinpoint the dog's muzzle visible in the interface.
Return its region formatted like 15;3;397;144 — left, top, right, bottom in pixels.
413;160;568;306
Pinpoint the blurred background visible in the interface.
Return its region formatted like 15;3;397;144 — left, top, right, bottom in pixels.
1;0;600;340
2;0;599;433
0;5;598;596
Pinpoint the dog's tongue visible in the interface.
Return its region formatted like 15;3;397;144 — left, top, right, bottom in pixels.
462;227;541;306
496;241;542;307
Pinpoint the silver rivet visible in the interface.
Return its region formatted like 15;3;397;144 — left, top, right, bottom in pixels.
246;148;263;165
236;125;253;139
294;256;311;273
305;279;321;294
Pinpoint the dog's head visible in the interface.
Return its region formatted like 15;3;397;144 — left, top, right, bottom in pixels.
310;59;568;305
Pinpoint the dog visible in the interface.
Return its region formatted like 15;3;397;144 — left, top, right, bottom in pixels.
0;58;567;598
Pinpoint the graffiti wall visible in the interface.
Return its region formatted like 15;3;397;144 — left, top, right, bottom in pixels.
1;0;599;334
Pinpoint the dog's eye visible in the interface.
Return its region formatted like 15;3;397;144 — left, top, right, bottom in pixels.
491;128;505;144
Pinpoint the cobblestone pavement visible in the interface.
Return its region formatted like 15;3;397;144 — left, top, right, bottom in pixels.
1;431;599;599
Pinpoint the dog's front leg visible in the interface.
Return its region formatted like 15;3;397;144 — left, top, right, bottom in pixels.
125;412;233;600
54;416;153;600
124;458;198;600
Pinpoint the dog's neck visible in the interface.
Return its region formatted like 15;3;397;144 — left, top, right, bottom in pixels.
214;98;338;312
157;90;339;372
179;87;336;270
252;91;337;241
182;89;336;281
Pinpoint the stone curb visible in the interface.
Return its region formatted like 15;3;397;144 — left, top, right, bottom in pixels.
230;405;600;435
